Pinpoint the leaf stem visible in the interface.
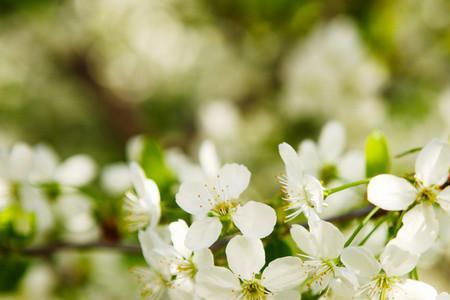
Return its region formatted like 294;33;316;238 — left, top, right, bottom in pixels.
358;214;389;246
324;179;370;196
395;147;422;158
344;206;380;247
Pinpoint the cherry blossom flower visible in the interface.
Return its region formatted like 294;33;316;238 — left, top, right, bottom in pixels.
290;218;357;295
135;219;214;300
124;162;161;232
341;241;426;299
176;163;276;250
367;139;450;254
196;235;307;300
278;142;324;221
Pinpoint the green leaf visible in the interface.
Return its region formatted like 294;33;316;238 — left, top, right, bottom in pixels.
139;137;174;186
365;130;390;177
0;256;29;292
264;239;292;263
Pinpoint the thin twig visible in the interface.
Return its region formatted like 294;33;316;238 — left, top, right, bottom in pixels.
9;241;141;257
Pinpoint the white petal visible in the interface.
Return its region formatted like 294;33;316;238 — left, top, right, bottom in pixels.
380;240;419;277
390;279;437;300
290;224;318;257
367;174;416;211
138;229;173;277
216;164;251;199
169;219;191;258
100;163;132;195
270;289;300;300
304;174;325;213
341;247;381;281
175;182;212;216
196;267;241;300
226;235;265;280
30;144;59;182
198;140;220;178
437;292;450;300
232;201;276;238
337;150;365;181
55;154;96;186
185;217;222;250
261;256;307;292
193;249;214;269
279;142;304;182
395;203;439;254
415;139;450;186
437;186;450;213
318;121;346;163
310;219;345;259
298;139;321;176
9;143;33;181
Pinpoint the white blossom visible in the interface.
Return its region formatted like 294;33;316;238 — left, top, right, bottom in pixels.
278;142;324;221
196;235;307;300
176;163;276;250
367;139;450;254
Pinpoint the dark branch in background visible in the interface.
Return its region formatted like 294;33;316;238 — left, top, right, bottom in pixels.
14;241;141;257
63;49;143;144
7;205;385;257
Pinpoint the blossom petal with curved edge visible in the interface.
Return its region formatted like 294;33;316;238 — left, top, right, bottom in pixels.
8;143;33;181
298;139;321;176
232;201;276;238
169;219;191;258
216;163;251;200
437;186;450;213
196;267;241;300
337;150;365;181
138;229;173;278
380;240;419;277
310;219;345;259
269;289;300;300
437;292;450;300
226;235;265;280
328;267;359;299
55;154;96;187
168;287;194;300
279;142;304;183
261;256;307;292
415;139;450;187
341;247;381;281
367;174;416;211
390;279;437;300
290;224;318;257
30;144;59;183
318;121;346;163
185;217;222;250
198;140;220;178
395;203;439;254
193;249;214;269
175;182;212;216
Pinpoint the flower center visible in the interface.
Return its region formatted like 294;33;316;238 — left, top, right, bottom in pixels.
361;273;396;300
176;258;197;279
241;279;267;300
416;187;437;204
319;163;338;185
210;200;238;217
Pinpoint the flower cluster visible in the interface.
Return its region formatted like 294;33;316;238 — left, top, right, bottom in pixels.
127;124;450;300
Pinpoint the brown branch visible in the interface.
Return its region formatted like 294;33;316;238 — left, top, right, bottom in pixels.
6;241;141;257
6;206;386;257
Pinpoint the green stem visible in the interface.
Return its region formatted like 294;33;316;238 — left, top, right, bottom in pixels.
358;214;389;246
394;147;422;158
325;179;370;196
344;206;380;247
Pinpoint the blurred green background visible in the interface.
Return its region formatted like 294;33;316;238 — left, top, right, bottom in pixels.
0;0;449;299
